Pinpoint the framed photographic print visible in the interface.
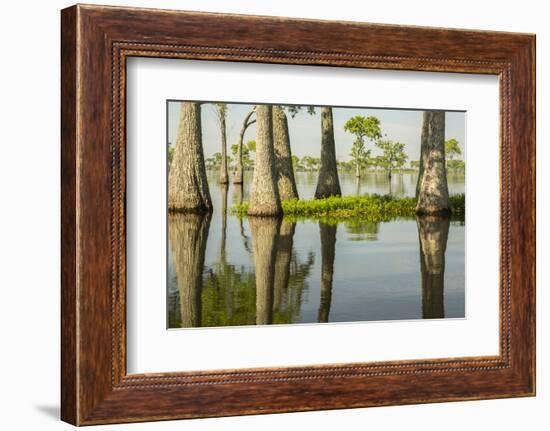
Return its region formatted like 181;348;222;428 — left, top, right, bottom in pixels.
61;4;535;425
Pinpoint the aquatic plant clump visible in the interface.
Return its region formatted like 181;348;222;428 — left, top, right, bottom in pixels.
233;194;465;222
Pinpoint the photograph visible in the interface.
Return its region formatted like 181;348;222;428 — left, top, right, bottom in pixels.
53;3;536;425
167;101;466;328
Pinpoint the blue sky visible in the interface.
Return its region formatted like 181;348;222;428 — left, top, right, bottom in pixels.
168;101;465;162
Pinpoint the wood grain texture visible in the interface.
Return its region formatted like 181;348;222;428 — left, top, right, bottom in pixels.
60;4;535;425
60;6;78;425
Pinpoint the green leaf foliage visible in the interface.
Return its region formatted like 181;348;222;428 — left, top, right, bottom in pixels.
344;116;382;174
374;139;408;174
445;138;462;161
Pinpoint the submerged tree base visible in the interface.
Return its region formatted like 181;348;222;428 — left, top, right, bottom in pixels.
168;206;213;214
233;194;465;222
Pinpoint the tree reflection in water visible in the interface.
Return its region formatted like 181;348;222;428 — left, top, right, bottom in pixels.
249;217;281;325
269;219;315;325
416;215;450;319
275;246;314;324
170;211;315;327
318;223;337;323
273;221;295;313
233;183;252;255
344;220;379;242
167;212;211;328
219;183;229;262
168;192;458;327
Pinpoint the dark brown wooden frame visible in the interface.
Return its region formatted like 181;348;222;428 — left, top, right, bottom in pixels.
61;4;535;426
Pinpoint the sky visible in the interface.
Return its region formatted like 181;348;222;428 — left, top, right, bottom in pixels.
168;101;465;162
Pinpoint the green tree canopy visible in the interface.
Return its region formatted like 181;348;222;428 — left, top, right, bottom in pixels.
205;152;232;170
231;143;253;168
445;138;462;161
447;159;465;172
374;139;408;177
291;155;303;171
337;160;355;172
246;139;256;153
350;145;372;169
301;156;320;171
344;116;382;142
230;143;241;157
344;116;381;177
284;105;316;118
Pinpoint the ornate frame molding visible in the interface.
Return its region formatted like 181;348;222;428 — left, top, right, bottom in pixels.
61;5;535;425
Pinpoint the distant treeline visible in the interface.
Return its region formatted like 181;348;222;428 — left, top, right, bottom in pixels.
169;135;465;173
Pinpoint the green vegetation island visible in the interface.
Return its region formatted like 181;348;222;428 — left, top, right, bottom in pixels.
233;194;465;222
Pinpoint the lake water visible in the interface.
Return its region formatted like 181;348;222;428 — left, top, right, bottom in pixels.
168;171;465;328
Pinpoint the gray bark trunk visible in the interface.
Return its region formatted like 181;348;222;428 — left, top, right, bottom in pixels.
248;105;283;216
273;106;299;200
416;111;451;215
168;212;211;327
168;102;212;213
250;216;281;325
318;222;337;323
233;110;255;184
219;109;229;184
415;112;430;198
273;221;295;311
417;215;449;319
315;107;342;198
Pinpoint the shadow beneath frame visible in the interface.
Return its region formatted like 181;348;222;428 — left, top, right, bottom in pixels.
35;404;59;420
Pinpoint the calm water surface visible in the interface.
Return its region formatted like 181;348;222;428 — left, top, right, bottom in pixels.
168;171;465;328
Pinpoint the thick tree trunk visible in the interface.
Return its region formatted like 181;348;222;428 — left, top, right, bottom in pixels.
355;162;361;178
168;102;212;212
234;110;255;184
248;105;283;216
168;212;211;327
416;111;450;215
315;107;342;198
273;106;299;200
250;217;281;325
273;221;295;311
416;215;449;319
318;222;337;323
219;110;229;184
415;112;430;198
